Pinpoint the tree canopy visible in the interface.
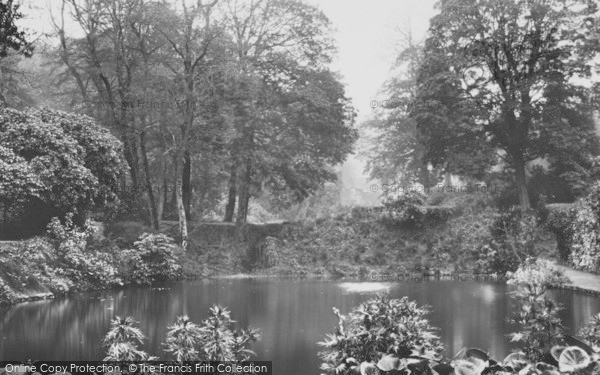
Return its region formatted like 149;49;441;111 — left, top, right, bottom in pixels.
408;0;600;208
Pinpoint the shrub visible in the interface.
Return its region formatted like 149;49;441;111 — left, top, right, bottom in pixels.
123;233;182;284
379;190;428;227
424;205;454;222
0;107;124;239
105;221;156;247
507;259;568;362
580;313;600;348
546;203;578;261
47;213;120;288
570;182;600;273
318;294;443;375
481;208;540;274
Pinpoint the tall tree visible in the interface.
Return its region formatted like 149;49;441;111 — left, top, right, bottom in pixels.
155;0;221;247
414;0;600;209
0;0;34;105
221;0;356;232
363;36;444;192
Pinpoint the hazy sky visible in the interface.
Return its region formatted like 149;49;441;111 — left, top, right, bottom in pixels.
307;0;438;120
303;0;438;195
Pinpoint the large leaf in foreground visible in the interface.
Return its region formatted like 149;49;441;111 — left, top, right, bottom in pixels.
558;346;591;373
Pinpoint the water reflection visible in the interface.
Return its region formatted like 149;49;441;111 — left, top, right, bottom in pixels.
0;280;598;375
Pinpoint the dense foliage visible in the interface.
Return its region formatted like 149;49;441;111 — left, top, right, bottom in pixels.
0;0;33;59
545;204;578;261
379;191;428;228
507;259;568;362
0;218;183;304
318;294;443;375
0;107;124;238
410;0;600;209
580;314;600;348
570;182;600;273
319;285;599;375
122;233;182;285
46;213;120;288
482;209;540;274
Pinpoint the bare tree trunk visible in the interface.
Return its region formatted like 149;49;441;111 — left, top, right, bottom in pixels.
182;150;192;220
513;153;531;209
174;153;188;249
156;158;167;222
140;127;159;230
235;160;250;241
444;162;452;188
235;126;255;235
0;67;6;106
224;164;237;222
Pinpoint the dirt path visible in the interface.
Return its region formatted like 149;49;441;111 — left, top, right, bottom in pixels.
555;265;600;294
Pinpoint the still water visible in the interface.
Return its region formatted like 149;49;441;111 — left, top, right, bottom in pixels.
0;279;599;374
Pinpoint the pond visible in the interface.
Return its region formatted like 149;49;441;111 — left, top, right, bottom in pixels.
0;279;599;374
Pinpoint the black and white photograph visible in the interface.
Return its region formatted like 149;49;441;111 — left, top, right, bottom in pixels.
1;0;600;373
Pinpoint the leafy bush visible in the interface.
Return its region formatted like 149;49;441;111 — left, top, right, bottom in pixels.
318;294;443;374
123;233;182;284
0;107;124;239
105;221;156;247
380;191;428;227
507;259;568;362
570;182;600;273
546;203;578;261
47;213;120;288
580;314;600;348
316;291;600;375
481;208;540;274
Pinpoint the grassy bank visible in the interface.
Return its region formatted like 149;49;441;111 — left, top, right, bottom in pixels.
0;202;562;306
182;203;557;279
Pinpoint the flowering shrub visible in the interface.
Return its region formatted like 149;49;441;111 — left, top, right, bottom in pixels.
123;233;182;284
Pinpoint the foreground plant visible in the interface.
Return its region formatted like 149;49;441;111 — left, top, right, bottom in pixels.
318;292;600;375
507;258;568;362
318;293;443;375
104;306;260;362
194;305;260;361
103;316;152;361
580;314;600;349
